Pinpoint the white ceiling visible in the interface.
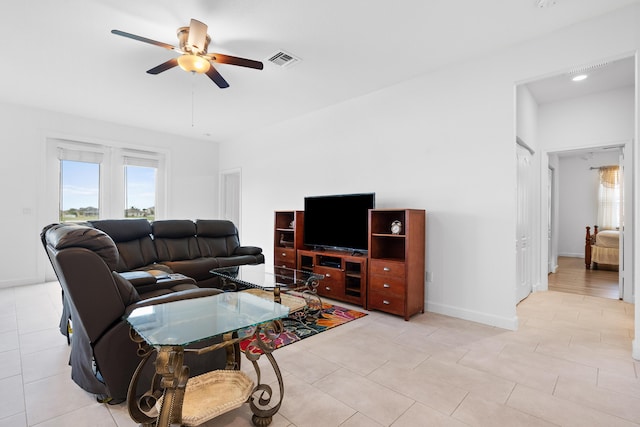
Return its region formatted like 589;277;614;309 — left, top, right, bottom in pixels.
525;56;636;104
0;0;638;142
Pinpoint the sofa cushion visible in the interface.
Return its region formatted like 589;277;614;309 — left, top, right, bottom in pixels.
196;219;241;257
153;220;201;261
196;219;237;236
160;257;220;281
45;223;119;271
90;219;159;271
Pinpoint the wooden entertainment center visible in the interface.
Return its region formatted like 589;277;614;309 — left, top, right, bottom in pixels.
273;209;426;320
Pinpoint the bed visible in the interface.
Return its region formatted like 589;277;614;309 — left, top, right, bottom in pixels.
585;225;620;270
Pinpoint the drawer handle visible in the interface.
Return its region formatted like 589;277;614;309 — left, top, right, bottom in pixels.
383;300;390;305
326;273;331;278
383;267;391;272
383;283;390;288
325;286;331;291
282;253;286;257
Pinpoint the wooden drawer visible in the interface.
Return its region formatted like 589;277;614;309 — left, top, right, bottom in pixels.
315;266;345;298
368;291;405;316
369;259;405;279
368;275;405;298
274;248;296;268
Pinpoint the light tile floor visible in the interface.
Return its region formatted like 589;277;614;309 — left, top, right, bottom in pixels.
0;281;638;426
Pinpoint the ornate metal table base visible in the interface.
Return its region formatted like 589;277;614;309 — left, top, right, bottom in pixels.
217;268;324;322
127;321;285;427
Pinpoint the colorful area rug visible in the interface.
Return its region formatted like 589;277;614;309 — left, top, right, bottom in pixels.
240;303;366;355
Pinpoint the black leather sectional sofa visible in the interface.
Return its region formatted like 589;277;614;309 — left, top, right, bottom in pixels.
40;218;264;402
89;218;264;287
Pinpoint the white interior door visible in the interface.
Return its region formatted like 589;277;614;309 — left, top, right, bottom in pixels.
516;144;534;302
220;169;241;231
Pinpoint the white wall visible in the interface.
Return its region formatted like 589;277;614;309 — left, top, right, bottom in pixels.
219;4;640;330
556;151;622;257
538;86;635;150
0;102;220;288
516;85;538;148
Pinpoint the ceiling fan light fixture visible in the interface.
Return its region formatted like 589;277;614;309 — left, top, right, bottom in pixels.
177;54;210;73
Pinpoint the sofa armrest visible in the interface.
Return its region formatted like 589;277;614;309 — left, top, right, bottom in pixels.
233;246;262;256
119;271;157;286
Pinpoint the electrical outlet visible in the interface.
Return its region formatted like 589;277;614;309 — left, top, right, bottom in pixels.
426;271;433;283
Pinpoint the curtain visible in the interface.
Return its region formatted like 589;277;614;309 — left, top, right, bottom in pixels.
597;166;620;230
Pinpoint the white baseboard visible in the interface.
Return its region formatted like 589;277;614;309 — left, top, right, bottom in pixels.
557;253;583;258
0;276;42;289
426;301;518;331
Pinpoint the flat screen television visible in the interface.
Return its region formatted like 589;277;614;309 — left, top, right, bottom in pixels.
303;193;375;253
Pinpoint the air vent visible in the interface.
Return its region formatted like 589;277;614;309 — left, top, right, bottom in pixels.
567;62;610;76
267;50;300;68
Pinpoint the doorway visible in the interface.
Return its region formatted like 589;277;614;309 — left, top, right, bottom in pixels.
516;54;635;303
546;145;628;300
220;169;242;232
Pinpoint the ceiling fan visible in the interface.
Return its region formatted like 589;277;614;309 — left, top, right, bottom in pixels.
111;19;263;88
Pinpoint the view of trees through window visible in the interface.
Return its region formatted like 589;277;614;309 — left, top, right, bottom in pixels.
59;160;100;221
125;165;156;220
59;160;157;222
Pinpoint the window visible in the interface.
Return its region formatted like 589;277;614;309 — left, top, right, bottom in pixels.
125;165;156;220
597;166;621;230
60;160;100;221
48;139;166;221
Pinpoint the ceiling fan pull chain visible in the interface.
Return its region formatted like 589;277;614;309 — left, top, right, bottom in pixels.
191;73;195;128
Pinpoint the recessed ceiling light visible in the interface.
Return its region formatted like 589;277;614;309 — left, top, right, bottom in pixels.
572;74;588;82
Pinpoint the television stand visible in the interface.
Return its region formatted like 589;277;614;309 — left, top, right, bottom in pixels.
297;248;367;307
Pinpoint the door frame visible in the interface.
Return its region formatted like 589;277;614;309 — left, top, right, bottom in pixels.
547;165;556;274
539;141;633;302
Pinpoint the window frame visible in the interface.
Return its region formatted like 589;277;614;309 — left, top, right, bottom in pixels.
45;138;167;222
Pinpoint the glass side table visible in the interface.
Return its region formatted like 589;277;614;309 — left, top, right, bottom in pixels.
211;264;324;318
124;292;290;427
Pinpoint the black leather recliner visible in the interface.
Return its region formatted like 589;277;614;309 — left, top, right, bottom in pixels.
41;223;230;402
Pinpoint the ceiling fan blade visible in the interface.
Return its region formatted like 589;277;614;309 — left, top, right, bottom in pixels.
205;63;230;88
146;58;179;74
208;53;264;70
187;19;208;54
111;29;178;51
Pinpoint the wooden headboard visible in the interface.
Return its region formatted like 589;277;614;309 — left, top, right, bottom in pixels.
584;225;598;269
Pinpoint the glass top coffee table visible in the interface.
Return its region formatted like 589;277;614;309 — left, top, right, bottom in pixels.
124;292;290;427
210;264;324;317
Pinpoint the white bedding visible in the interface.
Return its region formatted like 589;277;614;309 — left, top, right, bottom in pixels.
592;230;619;265
595;230;619;248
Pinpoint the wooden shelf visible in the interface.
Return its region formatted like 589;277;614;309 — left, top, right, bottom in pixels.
273;208;425;317
274;211;304;269
368;209;425;320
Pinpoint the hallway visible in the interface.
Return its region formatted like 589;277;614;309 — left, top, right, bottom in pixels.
548;256;619;300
